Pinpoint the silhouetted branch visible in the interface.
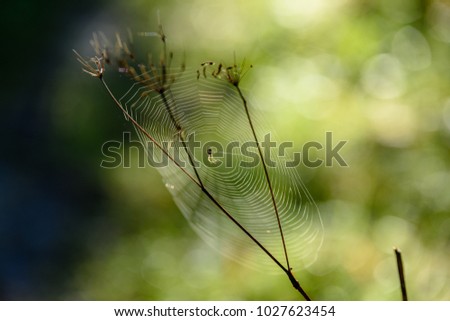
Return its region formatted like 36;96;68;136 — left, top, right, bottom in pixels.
394;247;408;301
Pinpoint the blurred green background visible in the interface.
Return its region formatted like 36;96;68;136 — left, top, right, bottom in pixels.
1;0;449;300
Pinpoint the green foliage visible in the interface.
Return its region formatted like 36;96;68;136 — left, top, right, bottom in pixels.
60;0;450;300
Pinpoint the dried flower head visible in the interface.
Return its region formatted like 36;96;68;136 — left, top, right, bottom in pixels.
199;57;253;87
73;50;104;79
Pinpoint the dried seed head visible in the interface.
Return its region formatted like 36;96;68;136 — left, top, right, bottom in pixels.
77;25;186;95
198;59;253;86
73;50;104;79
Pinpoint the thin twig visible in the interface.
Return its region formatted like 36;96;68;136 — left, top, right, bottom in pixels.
394;247;408;301
100;78;198;184
160;90;204;188
155;23;205;188
235;84;309;299
234;85;291;271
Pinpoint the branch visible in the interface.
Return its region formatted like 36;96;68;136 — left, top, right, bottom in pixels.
394;247;408;301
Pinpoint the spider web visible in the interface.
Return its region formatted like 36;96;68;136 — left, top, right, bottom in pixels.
119;67;324;272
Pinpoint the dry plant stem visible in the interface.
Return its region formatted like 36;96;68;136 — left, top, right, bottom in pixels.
235;84;310;300
234;85;291;270
160;25;308;299
158;24;204;188
99;78;199;184
394;247;408;301
99;77;311;301
159;90;204;188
